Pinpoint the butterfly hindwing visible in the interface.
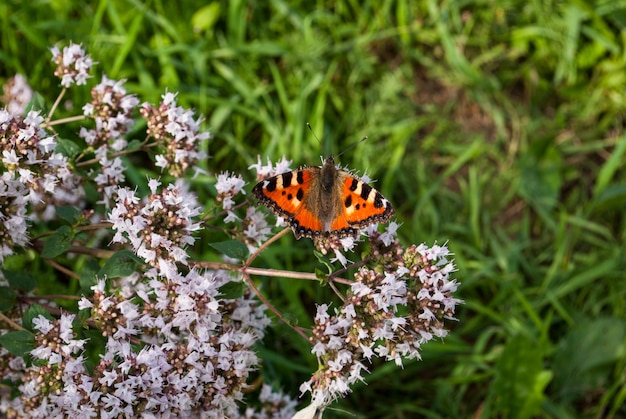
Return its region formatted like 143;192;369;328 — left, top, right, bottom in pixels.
290;206;324;238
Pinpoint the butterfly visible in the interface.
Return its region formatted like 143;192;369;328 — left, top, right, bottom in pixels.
253;155;394;239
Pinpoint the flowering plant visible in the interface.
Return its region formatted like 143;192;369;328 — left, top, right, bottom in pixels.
0;42;462;418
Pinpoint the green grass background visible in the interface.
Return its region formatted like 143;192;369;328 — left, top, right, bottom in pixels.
1;0;625;418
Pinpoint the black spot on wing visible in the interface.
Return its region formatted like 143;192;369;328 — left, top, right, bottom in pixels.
360;183;372;200
349;178;359;191
282;171;293;187
374;192;385;208
265;178;277;192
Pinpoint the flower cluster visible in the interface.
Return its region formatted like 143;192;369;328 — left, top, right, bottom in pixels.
49;41;94;88
0;173;28;262
80;267;269;417
78;76;139;205
213;171;273;249
249;155;292;181
1;74;33;116
240;206;274;249
216;171;247;219
139;92;210;177
1;263;272;417
7;314;89;417
0;108;84;220
0;41;463;418
80;75;139;152
244;384;298;419
92;150;126;207
301;240;462;407
109;179;201;266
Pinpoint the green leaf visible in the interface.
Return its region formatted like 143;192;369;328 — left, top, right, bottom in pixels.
282;312;299;327
552;317;625;402
55;138;81;159
591;183;626;213
0;330;35;357
593;134;626;200
518;147;562;214
24;92;46;115
126;139;143;151
314;268;329;285
22;304;54;331
192;2;220;33
79;259;101;294
99;250;143;278
40;225;74;258
218;280;246;299
0;286;17;311
209;240;249;260
56;206;82;225
492;334;551;419
314;250;334;275
3;270;37;292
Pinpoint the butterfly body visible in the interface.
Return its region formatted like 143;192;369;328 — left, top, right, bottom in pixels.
253;155;394;239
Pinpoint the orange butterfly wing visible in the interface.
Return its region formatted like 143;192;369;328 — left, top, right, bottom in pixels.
330;174;394;232
253;168;324;238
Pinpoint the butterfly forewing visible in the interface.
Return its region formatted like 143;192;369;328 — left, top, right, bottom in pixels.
340;175;394;227
253;168;315;218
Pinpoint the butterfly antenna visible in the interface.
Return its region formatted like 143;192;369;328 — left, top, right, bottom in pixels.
307;122;328;162
306;122;322;146
307;122;367;159
337;136;368;159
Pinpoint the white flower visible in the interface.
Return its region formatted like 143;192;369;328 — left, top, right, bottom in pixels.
2;149;20;165
379;221;399;246
249;155;292;179
315;304;330;323
59;313;75;342
243;207;272;245
32;315;53;334
78;297;93;310
4;74;34;116
216;171;246;196
50;41;94;88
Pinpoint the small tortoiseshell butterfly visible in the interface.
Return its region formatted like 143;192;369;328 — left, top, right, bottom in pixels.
253;155;394;239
